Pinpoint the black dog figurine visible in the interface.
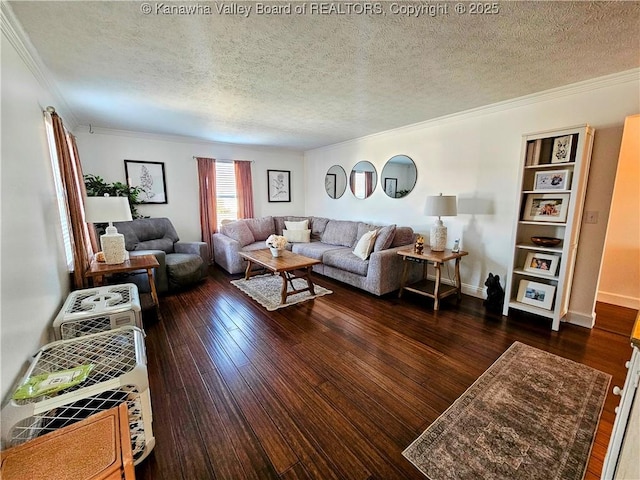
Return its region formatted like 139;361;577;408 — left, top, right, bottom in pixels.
484;273;504;312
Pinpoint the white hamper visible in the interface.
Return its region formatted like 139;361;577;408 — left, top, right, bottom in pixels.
53;283;142;340
1;326;154;465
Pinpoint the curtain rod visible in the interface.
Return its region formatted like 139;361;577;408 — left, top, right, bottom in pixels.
192;157;253;163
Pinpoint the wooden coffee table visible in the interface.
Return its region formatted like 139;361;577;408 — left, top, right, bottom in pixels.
239;249;321;305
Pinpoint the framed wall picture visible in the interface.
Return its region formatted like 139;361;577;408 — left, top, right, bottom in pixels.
267;170;291;202
524;252;560;276
551;135;573;163
522;193;570;223
517;279;556;310
533;170;571;191
124;160;167;204
325;173;336;198
384;177;397;197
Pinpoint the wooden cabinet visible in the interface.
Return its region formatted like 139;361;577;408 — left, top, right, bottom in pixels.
503;125;595;330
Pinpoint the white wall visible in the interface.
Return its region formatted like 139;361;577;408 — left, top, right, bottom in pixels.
598;115;640;309
304;72;640;325
0;30;72;400
76;130;305;242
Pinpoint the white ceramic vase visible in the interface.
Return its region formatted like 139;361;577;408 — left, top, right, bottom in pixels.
269;247;282;257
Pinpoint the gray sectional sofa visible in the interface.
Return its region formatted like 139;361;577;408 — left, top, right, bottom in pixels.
212;216;422;296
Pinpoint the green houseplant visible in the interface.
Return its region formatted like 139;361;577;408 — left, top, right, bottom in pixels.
84;174;145;219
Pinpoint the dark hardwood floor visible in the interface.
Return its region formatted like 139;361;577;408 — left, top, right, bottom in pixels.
135;267;636;480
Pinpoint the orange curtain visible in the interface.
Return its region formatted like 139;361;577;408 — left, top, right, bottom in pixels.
234;160;254;219
196;157;217;264
365;172;374;197
50;112;97;289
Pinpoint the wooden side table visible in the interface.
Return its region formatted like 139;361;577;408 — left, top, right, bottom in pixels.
85;254;160;312
0;403;135;480
397;248;468;310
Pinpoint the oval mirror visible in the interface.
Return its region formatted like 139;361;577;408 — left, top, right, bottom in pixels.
325;165;347;199
349;161;378;199
381;154;417;198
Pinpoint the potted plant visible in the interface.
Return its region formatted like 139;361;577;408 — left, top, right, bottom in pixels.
84;174;145;219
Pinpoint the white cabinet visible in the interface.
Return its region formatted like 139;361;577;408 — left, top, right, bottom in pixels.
503;125;595;330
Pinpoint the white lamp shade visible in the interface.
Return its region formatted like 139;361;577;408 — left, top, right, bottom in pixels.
84;196;132;224
424;195;458;217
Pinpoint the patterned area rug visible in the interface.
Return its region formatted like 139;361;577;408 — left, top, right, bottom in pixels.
403;341;610;480
231;273;332;311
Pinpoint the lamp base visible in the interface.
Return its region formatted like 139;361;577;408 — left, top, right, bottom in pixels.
101;231;126;264
430;219;447;252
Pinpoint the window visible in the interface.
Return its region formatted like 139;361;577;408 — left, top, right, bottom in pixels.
215;161;237;227
354;171;366;199
44;112;74;270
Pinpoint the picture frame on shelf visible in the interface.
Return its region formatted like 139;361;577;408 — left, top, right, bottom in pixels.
384;177;397;197
522;193;570;223
517;279;556;310
551;135;573;164
524;252;560;276
124;160;167;204
533;170;571;191
267;169;291;202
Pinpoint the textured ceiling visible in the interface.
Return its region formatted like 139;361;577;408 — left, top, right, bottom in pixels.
7;1;640;150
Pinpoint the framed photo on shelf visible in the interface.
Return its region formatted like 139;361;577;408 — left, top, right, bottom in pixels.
524;252;560;276
384;177;397;197
522;193;570;223
534;170;571;191
124;160;167;204
267;170;291;202
551;135;573;164
517;279;556;310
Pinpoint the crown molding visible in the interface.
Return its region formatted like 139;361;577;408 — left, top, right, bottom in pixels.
1;1;79;128
308;68;640;154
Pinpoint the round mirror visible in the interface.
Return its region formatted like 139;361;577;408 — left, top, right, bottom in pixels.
349;161;378;199
381;154;417;198
325;165;347;199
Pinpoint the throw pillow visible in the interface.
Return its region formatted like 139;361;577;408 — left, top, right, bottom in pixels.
353;229;378;260
373;224;396;252
220;220;255;247
283;229;311;243
285;219;309;230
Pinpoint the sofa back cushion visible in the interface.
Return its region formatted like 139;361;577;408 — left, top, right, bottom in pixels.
114;217;179;253
373;224;396;252
391;226;415;247
321;220;359;247
309;217;330;241
220;220;255;247
245;216;274;241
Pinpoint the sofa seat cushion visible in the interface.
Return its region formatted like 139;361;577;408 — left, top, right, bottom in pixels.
321;220;359;247
322;248;369;276
166;253;204;288
291;242;343;261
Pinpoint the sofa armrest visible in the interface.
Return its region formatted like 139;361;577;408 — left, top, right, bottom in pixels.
212;233;246;274
128;249;168;294
175;241;209;274
365;245;422;296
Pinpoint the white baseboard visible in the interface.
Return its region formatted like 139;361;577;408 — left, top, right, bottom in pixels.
427;276;484;299
597;291;640;310
565;310;596;329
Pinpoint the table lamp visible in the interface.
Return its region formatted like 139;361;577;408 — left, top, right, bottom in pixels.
424;193;457;252
84;195;132;264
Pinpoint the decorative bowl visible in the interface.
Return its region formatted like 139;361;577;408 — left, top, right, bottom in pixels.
531;236;561;247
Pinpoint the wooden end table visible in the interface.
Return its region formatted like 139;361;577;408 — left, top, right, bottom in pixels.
397;248;468;310
85;254;160;312
239;249;321;305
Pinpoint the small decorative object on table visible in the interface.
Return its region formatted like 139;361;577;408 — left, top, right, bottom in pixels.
483;273;504;312
414;235;424;254
266;234;288;257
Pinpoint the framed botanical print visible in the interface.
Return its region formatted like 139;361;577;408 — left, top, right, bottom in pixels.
384;177;397;198
124;160;167;204
551;135;573;163
325;173;337;198
267;170;291;202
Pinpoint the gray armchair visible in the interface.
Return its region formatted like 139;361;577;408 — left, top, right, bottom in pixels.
113;217;208;293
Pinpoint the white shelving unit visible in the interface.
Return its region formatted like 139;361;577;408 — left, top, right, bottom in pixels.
503;125;595;330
